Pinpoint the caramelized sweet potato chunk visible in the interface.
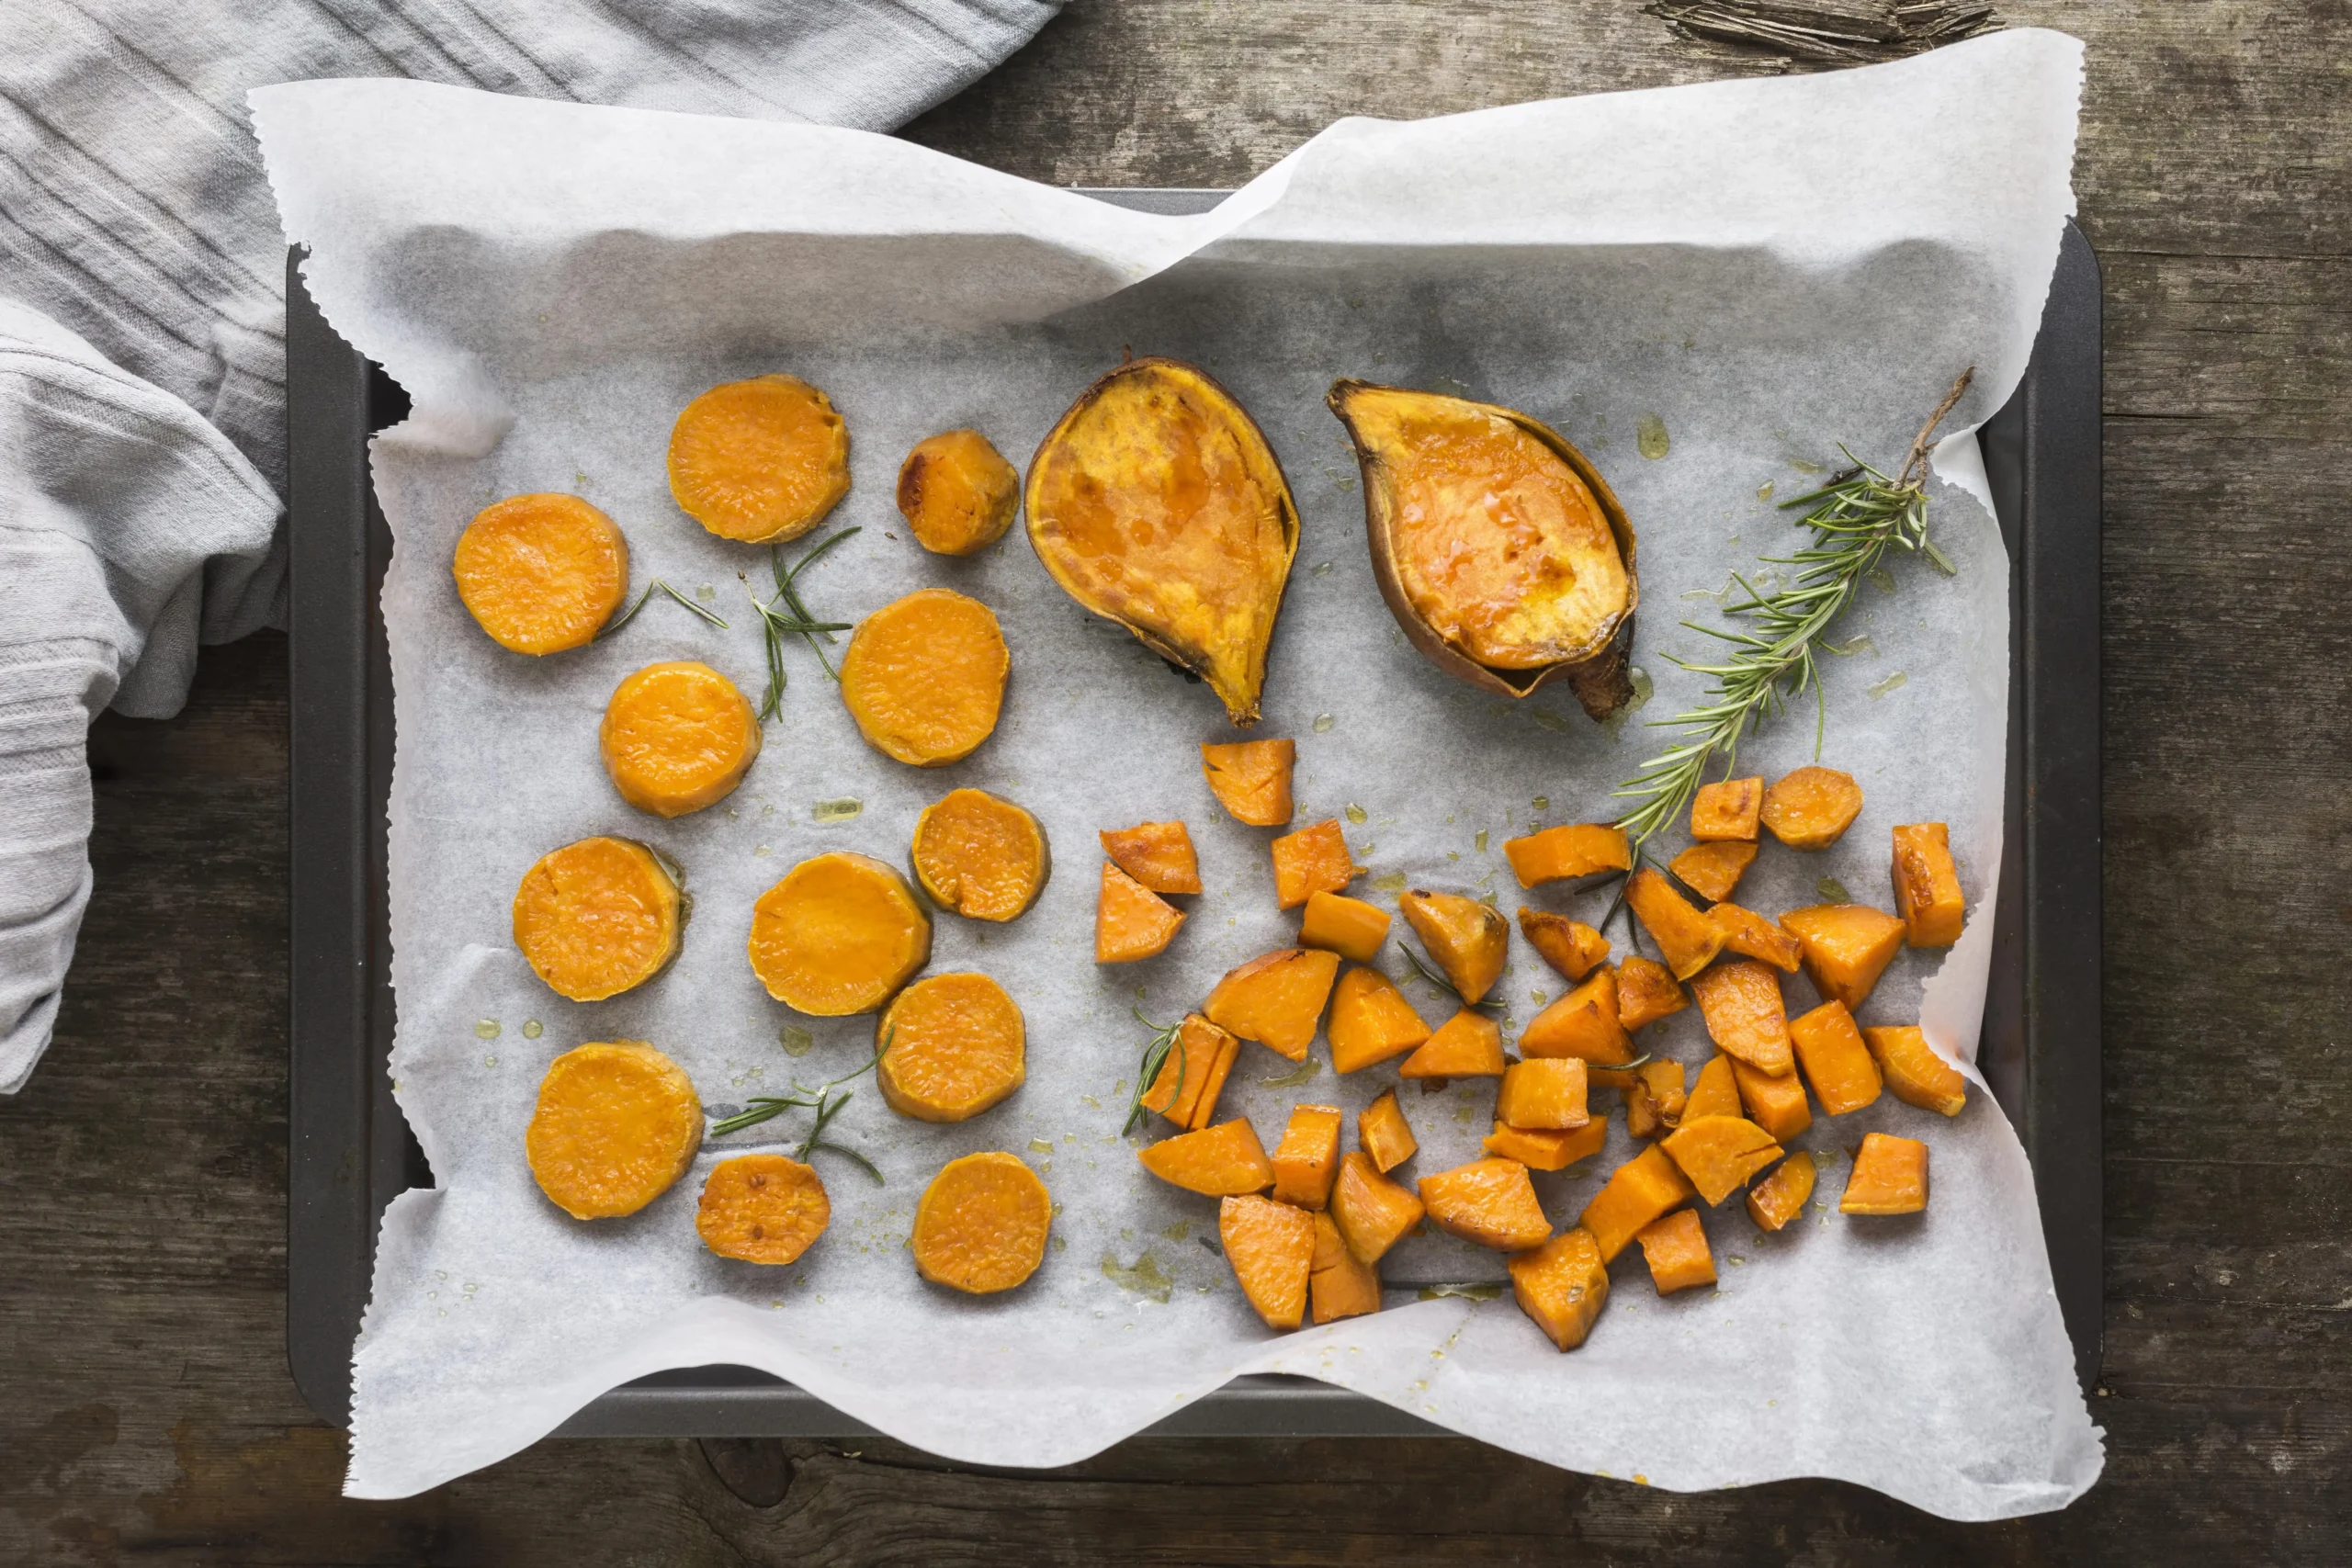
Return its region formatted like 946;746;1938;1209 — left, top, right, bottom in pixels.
1661;1115;1782;1206
1518;908;1611;981
1137;1119;1275;1197
1319;961;1428;1075
453;492;628;654
1272;818;1359;909
912;1151;1052;1292
1299;890;1392;963
526;1043;702;1220
897;428;1019;557
1398;890;1510;1005
1668;840;1758;904
1139;1014;1240;1131
1497;1057;1590;1131
912;788;1049;921
1781;904;1908;1011
876;972;1025;1122
1485;1115;1608;1171
1730;1055;1813;1144
1684;1054;1742;1122
1745;1150;1816;1233
1329;1150;1425;1264
1203;948;1340;1062
601;660;761;818
1578;1145;1695;1263
1624;866;1724;980
1759;765;1864;849
1398;1009;1507;1078
1863;1025;1969;1117
669;373;850;544
1788;999;1883;1116
1892;822;1966;947
1690;777;1763;841
1689;960;1794;1075
1636;1207;1716;1293
1359;1089;1419;1172
1614;955;1690;1031
512;836;682;1002
1622;1059;1687;1140
1710;901;1803;972
1520;968;1632;1066
696;1154;830;1265
1221;1194;1316;1329
1310;1210;1383;1324
1271;1103;1345;1209
1099;819;1202;895
841;588;1008;767
1200;739;1295;826
1510;1227;1611;1350
1503;823;1633;887
749;852;931;1015
1420;1157;1554;1251
1095;862;1186;963
1841;1132;1929;1214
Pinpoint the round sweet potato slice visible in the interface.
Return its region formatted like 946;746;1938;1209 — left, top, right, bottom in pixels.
600;660;761;818
695;1154;831;1264
839;588;1009;766
877;972;1025;1122
911;1151;1052;1293
526;1042;702;1219
911;788;1050;921
748;852;932;1016
668;374;850;544
898;428;1020;556
512;836;683;1001
453;492;628;654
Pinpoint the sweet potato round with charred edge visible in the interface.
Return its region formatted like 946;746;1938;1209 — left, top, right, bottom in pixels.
912;1152;1052;1293
453;492;628;654
898;429;1019;557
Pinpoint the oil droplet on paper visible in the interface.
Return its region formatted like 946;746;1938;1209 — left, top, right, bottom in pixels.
1532;795;1549;812
1475;829;1488;853
1817;876;1851;903
779;1025;813;1057
813;797;863;823
1530;710;1568;734
1757;480;1774;502
474;1020;500;1040
1029;1137;1054;1155
1417;1282;1503;1302
520;1020;543;1039
1373;873;1408;895
1636;413;1670;459
1163;1219;1193;1242
1867;566;1897;595
1312;559;1334;578
1626;667;1655;709
695;584;717;603
1051;1235;1067;1252
1101;1251;1172;1303
1824;635;1877;658
482;1055;498;1067
1312;713;1336;733
1867;671;1909;700
1345;803;1367;825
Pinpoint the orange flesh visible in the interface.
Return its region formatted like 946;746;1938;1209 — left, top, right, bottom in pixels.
912;1151;1053;1292
1137;1119;1274;1196
696;1155;830;1265
1661;1115;1782;1206
898;428;1020;557
1690;960;1794;1076
1636;1208;1716;1294
1420;1156;1554;1251
1203;948;1340;1062
1100;820;1203;895
1623;1059;1688;1140
1519;969;1632;1065
1712;901;1804;972
1503;823;1632;887
1578;1145;1695;1263
1781;904;1909;1011
1497;1058;1590;1131
1892;822;1967;946
1271;1103;1346;1209
1615;956;1689;1031
669;374;850;544
912;788;1049;921
1760;765;1865;849
526;1043;702;1220
1730;1055;1813;1144
1326;966;1431;1074
1399;890;1510;1005
1685;1054;1744;1122
1510;1227;1611;1350
1668;840;1758;904
1310;1211;1383;1324
1358;1089;1419;1172
1746;1151;1817;1232
1485;1115;1608;1171
512;836;682;1002
1690;777;1763;840
1095;862;1186;963
1864;1025;1969;1117
1625;867;1725;980
1221;1194;1316;1329
1299;891;1392;963
1399;1009;1507;1078
876;972;1025;1122
840;588;1008;766
600;660;761;818
1518;908;1611;981
452;492;628;654
748;852;931;1016
1841;1133;1929;1214
1199;739;1295;826
1788;999;1884;1115
1271;818;1359;909
1329;1149;1425;1264
1139;1014;1239;1130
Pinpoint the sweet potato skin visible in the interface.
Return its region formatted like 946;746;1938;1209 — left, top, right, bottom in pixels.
911;1151;1052;1292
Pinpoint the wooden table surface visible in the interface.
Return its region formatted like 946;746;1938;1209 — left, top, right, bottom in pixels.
6;3;2347;1562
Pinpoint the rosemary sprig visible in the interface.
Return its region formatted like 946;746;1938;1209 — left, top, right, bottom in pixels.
1399;945;1503;1014
707;1035;886;1184
1122;1010;1185;1135
597;577;729;639
741;526;859;721
1612;369;1973;846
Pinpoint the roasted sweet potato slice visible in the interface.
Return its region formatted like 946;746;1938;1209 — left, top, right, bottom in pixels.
1096;862;1186;964
1689;960;1794;1075
1221;1194;1316;1329
876;972;1025;1122
1781;904;1908;1011
1759;765;1864;849
1399;890;1510;1005
600;660;761;818
1684;1054;1742;1122
668;373;850;544
1300;890;1391;963
1788;999;1883;1116
1892;822;1966;947
1485;1115;1608;1171
1661;1115;1782;1206
512;836;683;1002
1271;1104;1345;1209
1518;908;1611;981
1200;739;1295;826
1746;1150;1816;1233
749;852;931;1015
1520;968;1632;1066
1578;1145;1695;1263
1510;1227;1611;1349
840;588;1008;767
1329;1149;1425;1264
1614;955;1689;1031
1690;777;1763;841
912;787;1049;921
453;492;628;654
526;1043;702;1220
1420;1157;1554;1251
1622;1059;1687;1140
1863;1025;1969;1117
898;428;1019;557
1668;840;1757;904
1327;966;1430;1074
1636;1208;1716;1294
1503;823;1632;887
1204;948;1340;1062
1139;1014;1240;1131
1137;1119;1274;1196
1099;820;1202;895
1730;1055;1812;1144
696;1154;830;1265
912;1151;1052;1292
1359;1089;1419;1172
1496;1058;1590;1131
1272;818;1359;909
1399;1009;1507;1079
1310;1210;1383;1324
1624;866;1724;980
1710;901;1803;972
1841;1133;1929;1214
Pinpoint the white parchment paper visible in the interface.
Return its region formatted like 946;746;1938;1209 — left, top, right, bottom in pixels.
256;29;2101;1514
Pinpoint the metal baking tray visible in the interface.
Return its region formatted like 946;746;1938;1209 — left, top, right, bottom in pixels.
287;191;2101;1437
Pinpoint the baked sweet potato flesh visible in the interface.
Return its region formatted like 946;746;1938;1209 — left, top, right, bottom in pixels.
1399;1009;1507;1078
1668;840;1758;904
1329;1150;1425;1265
1096;862;1186;964
1300;891;1391;963
669;373;851;544
1746;1150;1816;1233
1625;867;1724;980
512;836;682;1002
840;588;1008;767
1690;960;1794;1075
1788;999;1883;1116
913;788;1049;921
698;1154;831;1265
1328;966;1430;1074
1271;1103;1345;1209
1781;904;1908;1011
1578;1145;1695;1263
1420;1157;1554;1251
912;1151;1052;1292
1864;1025;1969;1117
1200;739;1295;827
1520;969;1632;1066
1137;1119;1274;1197
1204;948;1340;1061
898;428;1019;557
1140;1014;1240;1130
1027;358;1299;727
1685;1054;1743;1122
877;972;1025;1122
1892;822;1966;947
1399;890;1510;1005
1711;901;1804;973
1359;1089;1419;1172
601;660;761;818
1504;823;1633;887
1730;1055;1813;1144
1329;381;1638;719
1636;1207;1716;1294
1519;908;1611;981
1272;818;1359;909
1760;765;1864;850
1310;1210;1383;1324
749;852;932;1015
1485;1115;1608;1171
1510;1228;1611;1350
526;1043;702;1220
1100;820;1203;896
1690;776;1763;841
1841;1132;1929;1214
1497;1058;1590;1131
1614;955;1690;1031
1221;1194;1316;1329
453;492;628;654
1623;1060;1687;1140
1661;1115;1782;1207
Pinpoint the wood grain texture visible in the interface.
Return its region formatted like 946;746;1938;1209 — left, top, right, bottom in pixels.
6;1;2351;1560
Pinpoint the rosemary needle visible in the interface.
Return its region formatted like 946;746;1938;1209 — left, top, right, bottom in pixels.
1399;944;1503;1014
743;525;859;721
708;1034;887;1190
1122;1010;1185;1135
596;577;729;639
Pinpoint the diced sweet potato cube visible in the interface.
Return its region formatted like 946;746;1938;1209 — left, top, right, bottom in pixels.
1270;1103;1345;1209
1099;819;1203;895
1622;1059;1688;1140
1399;1009;1506;1078
1669;840;1758;903
1689;960;1794;1075
1578;1145;1695;1262
1200;739;1295;827
1614;955;1689;1031
1138;1013;1239;1130
1788;999;1883;1116
1329;1150;1426;1264
1137;1119;1274;1196
1625;866;1724;980
1299;891;1391;963
1710;902;1803;972
1204;948;1341;1062
1660;1115;1782;1206
1781;904;1908;1011
1635;1207;1716;1294
1520;968;1632;1066
1863;1025;1968;1117
1326;966;1431;1073
1420;1157;1555;1251
1891;822;1965;947
1220;1194;1314;1329
1484;1114;1609;1171
1746;1151;1816;1232
1503;823;1632;887
1497;1058;1590;1131
1690;777;1762;841
1518;908;1611;981
1840;1132;1929;1214
1685;1054;1742;1122
1095;862;1185;963
1359;1089;1418;1172
1309;1210;1382;1325
1509;1228;1611;1350
1759;765;1864;849
1398;890;1510;1005
1729;1055;1812;1144
1272;818;1359;909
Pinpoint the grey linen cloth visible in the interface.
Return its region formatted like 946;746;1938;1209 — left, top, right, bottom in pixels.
0;0;1060;1091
